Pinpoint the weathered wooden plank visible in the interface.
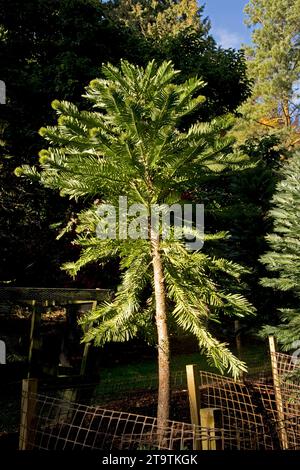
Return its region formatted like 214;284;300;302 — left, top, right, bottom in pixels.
80;300;97;376
200;408;223;450
27;302;42;378
268;335;289;450
19;378;38;450
0;287;111;303
186;364;201;450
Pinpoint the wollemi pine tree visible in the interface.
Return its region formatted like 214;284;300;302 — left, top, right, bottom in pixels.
17;60;255;428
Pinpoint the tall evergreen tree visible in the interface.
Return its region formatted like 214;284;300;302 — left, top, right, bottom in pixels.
260;152;300;350
0;0;146;285
236;0;300;146
107;0;209;39
17;61;255;427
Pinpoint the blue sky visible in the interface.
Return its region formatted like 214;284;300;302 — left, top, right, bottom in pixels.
202;0;252;49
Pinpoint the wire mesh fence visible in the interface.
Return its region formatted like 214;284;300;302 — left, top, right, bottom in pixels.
273;352;300;449
20;392;232;450
197;352;300;450
18;351;300;451
38;371;190;422
198;371;279;449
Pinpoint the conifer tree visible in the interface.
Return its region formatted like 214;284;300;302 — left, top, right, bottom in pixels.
260;152;300;350
236;0;300;146
107;0;209;40
17;61;255;427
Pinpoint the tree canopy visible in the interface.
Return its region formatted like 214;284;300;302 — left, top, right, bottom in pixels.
260;152;300;350
237;0;300;145
106;0;210;39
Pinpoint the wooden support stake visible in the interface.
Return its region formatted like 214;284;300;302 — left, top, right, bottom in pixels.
0;339;6;364
200;408;222;450
234;320;242;359
186;364;201;450
268;335;289;450
80;342;91;376
80;300;97;376
19;378;38;450
28;301;42;378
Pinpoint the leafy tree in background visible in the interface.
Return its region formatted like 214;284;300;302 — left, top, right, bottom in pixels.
0;0;146;285
160;32;251;121
236;0;300;146
17;61;255;426
109;0;251;120
260;152;300;351
107;0;210;39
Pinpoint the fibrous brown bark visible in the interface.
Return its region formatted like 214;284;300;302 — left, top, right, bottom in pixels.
150;228;170;431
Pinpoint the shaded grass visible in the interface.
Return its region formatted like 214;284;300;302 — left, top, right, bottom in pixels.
99;341;270;382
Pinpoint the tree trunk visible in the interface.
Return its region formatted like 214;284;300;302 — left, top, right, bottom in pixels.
234;320;242;359
150;229;170;431
282;99;291;127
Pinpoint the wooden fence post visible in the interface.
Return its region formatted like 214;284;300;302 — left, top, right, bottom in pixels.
0;339;6;364
234;320;242;358
28;301;42;378
268;335;289;450
80;300;97;376
19;378;38;450
186;364;201;450
200;408;222;450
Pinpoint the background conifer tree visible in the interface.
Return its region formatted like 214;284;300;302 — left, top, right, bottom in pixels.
236;0;300;147
260;152;300;350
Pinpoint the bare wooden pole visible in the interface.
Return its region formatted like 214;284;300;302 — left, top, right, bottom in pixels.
186;364;201;450
28;301;42;378
80;343;91;376
80;300;97;376
0;339;6;364
200;408;222;450
234;320;242;358
19;378;38;450
268;335;289;450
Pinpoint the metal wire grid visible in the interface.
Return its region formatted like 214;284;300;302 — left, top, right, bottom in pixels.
274;352;300;379
18;352;300;451
20;392;230;450
38;372;190;422
196;353;300;450
273;352;300;450
198;371;278;450
19;382;280;451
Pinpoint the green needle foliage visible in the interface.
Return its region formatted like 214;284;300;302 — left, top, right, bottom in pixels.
107;0;208;40
236;0;300;145
260;152;300;350
17;60;255;420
